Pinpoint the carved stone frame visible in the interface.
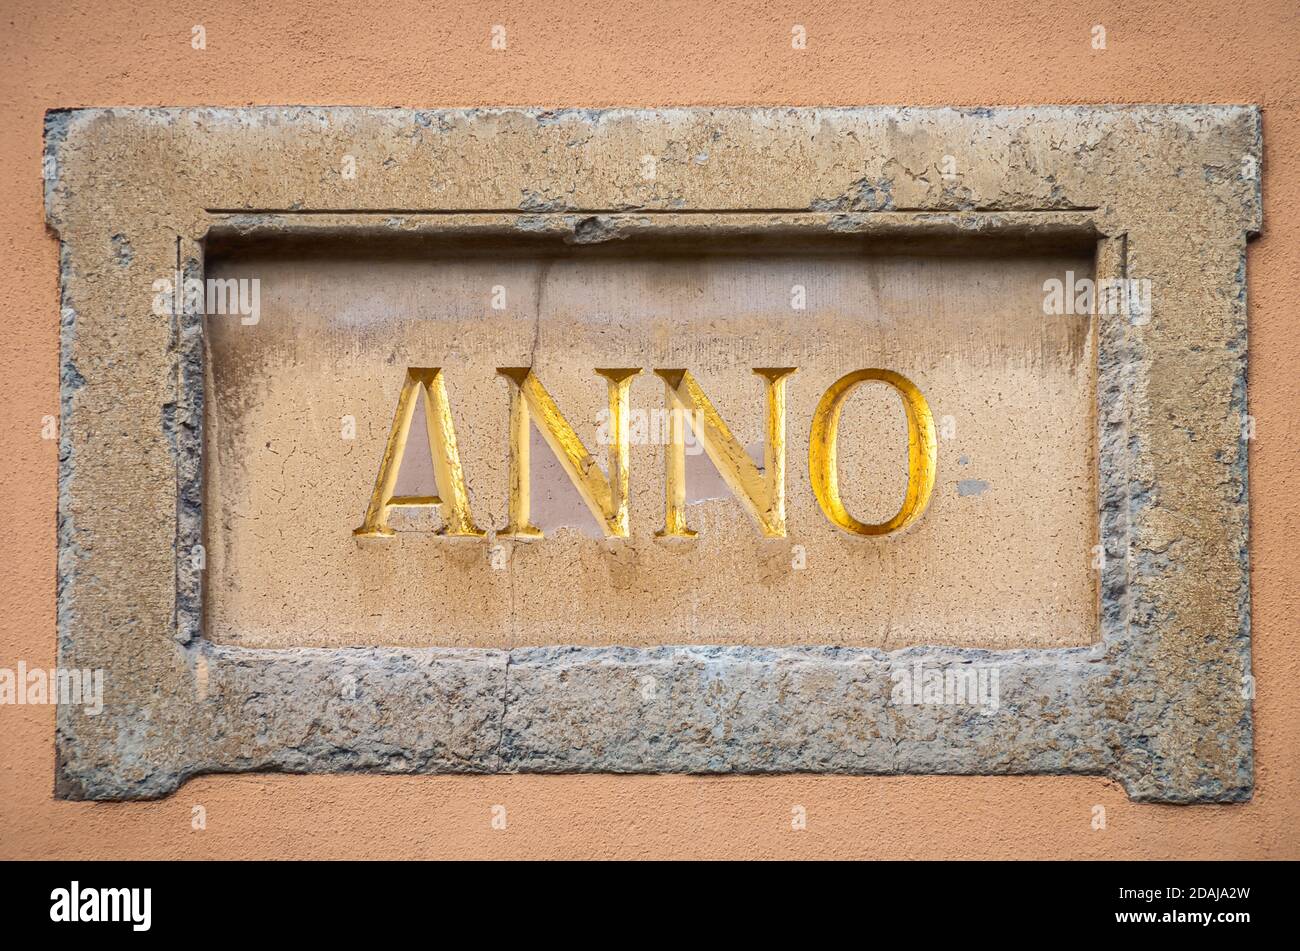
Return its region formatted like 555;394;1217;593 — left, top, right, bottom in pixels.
45;106;1259;801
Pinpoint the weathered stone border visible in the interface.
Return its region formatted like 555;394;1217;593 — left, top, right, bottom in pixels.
44;107;1259;801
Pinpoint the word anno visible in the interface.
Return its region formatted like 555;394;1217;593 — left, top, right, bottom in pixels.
354;367;937;540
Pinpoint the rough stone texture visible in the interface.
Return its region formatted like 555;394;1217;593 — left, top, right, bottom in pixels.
44;106;1259;802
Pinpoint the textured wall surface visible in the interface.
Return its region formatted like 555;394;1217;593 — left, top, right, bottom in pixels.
1;0;1297;857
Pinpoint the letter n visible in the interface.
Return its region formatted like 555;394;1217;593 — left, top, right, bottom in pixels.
497;368;641;539
353;368;483;538
654;368;795;538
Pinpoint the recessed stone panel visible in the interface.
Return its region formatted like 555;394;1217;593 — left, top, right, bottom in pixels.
205;241;1096;649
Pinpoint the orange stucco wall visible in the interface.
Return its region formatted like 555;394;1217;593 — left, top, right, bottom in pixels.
1;0;1297;859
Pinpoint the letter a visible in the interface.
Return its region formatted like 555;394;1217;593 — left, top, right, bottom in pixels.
354;368;483;538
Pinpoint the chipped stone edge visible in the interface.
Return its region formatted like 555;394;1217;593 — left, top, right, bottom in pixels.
42;106;1259;802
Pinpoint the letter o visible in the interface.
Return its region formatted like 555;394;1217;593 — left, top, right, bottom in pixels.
809;369;937;535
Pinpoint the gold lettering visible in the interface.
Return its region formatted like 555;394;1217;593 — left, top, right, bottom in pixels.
808;369;936;536
655;368;795;538
353;368;483;538
357;366;936;542
498;368;641;539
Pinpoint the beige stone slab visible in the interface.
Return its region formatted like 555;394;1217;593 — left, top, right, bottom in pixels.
205;244;1095;648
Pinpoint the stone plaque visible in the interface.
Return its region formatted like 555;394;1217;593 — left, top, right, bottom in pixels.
46;107;1258;801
